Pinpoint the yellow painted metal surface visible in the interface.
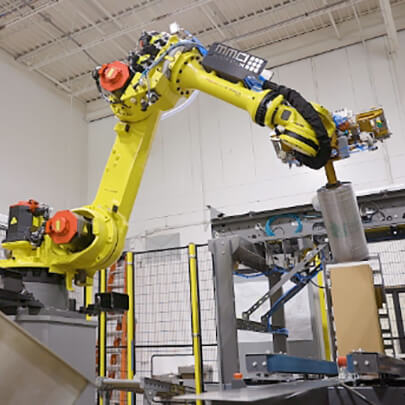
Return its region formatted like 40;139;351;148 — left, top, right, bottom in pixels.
170;51;335;158
126;252;134;405
188;243;203;405
0;112;162;290
85;285;93;321
317;271;332;361
99;268;106;405
324;160;338;186
0;34;335;290
356;108;390;139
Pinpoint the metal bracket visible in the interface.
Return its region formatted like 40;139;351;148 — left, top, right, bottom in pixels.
236;318;269;333
242;244;326;322
347;352;405;378
96;376;189;405
246;353;338;376
81;292;129;316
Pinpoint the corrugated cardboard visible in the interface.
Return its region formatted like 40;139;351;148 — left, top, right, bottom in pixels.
329;262;384;356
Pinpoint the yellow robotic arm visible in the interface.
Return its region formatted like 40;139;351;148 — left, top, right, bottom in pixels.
0;29;388;289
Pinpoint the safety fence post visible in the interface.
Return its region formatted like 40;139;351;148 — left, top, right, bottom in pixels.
317;270;332;360
85;285;93;321
98;268;107;405
188;243;203;405
126;251;135;405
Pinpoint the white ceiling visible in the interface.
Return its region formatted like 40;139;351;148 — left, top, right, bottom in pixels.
0;0;403;110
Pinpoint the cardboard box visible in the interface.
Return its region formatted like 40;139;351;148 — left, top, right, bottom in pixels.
329;262;384;356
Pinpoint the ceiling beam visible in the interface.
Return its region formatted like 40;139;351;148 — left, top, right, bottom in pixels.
322;0;341;39
88;0;137;48
74;0;366;98
36;67;72;93
0;0;34;20
75;7;128;57
253;2;405;67
31;0;356;72
2;0;64;29
379;0;399;53
61;56;128;85
207;2;237;37
72;83;97;97
15;0;162;62
21;0;100;68
222;0;364;45
200;4;227;39
61;0;303;86
197;0;301;45
86;3;405;118
29;0;214;71
88;0;123;31
350;0;368;43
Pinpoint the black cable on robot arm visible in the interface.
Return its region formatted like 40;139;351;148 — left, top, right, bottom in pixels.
263;81;331;170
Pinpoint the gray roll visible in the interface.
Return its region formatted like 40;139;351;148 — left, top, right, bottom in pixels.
317;182;369;262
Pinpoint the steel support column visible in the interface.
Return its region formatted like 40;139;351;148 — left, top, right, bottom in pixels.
209;237;240;388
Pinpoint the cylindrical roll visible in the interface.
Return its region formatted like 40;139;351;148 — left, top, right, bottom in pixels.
317;182;369;262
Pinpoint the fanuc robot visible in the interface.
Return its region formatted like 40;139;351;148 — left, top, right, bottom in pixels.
0;28;390;306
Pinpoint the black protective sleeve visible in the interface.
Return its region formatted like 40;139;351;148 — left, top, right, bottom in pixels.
262;81;331;170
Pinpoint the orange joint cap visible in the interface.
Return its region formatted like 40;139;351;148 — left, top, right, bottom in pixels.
98;61;130;92
46;210;78;244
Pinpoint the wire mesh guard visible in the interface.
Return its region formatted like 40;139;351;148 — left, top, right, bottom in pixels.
369;240;405;357
369;240;405;287
133;245;218;403
100;255;131;405
98;245;218;404
195;245;218;383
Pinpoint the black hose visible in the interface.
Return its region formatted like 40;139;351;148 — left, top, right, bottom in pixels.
263;81;331;170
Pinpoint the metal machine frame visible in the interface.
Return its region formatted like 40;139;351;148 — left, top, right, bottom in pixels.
210;187;405;244
208;235;329;388
208;187;405;388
